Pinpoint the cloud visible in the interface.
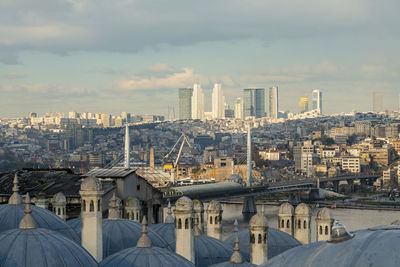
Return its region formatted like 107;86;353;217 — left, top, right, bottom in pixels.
0;84;94;98
3;72;26;79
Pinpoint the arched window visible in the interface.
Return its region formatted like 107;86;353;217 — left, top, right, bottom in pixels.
298;219;301;229
82;200;86;212
210;216;213;224
287;220;290;228
191;218;194;229
185;218;189;229
58;208;61;215
281;219;284;228
319;225;323;235
258;234;262;244
97;199;101;211
178;218;182;229
325;226;329;235
303;220;307;229
63;208;65;215
264;234;267;243
250;234;255;244
136;212;139;220
90;200;94;212
215;216;218;225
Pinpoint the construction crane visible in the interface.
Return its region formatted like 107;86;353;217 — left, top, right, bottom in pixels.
163;133;192;183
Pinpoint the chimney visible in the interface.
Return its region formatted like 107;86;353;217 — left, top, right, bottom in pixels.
150;147;155;170
125;125;130;169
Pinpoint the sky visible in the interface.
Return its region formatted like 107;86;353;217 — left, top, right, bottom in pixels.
0;0;399;117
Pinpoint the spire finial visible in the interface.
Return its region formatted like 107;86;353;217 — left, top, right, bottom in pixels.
164;201;175;223
136;216;152;248
261;205;265;215
108;192;121;219
234;219;239;234
19;193;37;229
8;173;22;204
230;221;244;264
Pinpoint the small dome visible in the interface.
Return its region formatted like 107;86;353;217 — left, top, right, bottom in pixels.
278;203;294;216
67;218;171;258
261;226;400;267
223;228;301;261
0;204;79;243
193;199;204;213
209;261;255;267
0;228;98;267
126;196;140;208
295;203;310;216
52;192;66;205
175;196;194;212
249;213;268;228
207;200;222;212
316;208;332;220
100;246;194;267
227;174;243;184
80;176;102;191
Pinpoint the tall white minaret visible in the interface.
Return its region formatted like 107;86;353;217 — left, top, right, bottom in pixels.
125;125;130;169
247;124;252;186
80;176;104;262
175;196;195;263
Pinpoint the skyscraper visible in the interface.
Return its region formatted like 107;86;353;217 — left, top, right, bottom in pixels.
311;89;322;114
243;88;265;118
179;88;193;120
298;97;309;113
234;98;243;119
269;86;279;119
191;84;204;120
212;83;225;119
372;92;383;112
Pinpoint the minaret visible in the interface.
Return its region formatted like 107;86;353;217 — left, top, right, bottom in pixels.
193;199;205;232
19;193;37;229
52;191;67;220
80;176;104;262
174;196;195;263
108;192;122;219
242;123;257;213
206;200;223;240
164;201;174;223
316;208;334;241
125;125;130;169
35;192;49;210
125;196;141;222
8;173;22;204
294;203;311;244
278;202;294;236
249;207;268;265
136;216;152;248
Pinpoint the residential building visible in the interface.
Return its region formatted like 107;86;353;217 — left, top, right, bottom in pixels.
341;157;361;173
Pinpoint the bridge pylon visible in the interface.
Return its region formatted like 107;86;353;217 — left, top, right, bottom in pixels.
242;196;257;214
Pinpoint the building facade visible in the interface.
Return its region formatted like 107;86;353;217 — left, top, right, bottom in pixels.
179;88;193;120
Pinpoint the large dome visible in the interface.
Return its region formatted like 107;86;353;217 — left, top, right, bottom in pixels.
149;222;233;267
0;228;97;267
261;226;400;267
223;228;301;261
100;246;194;267
67;218;171;258
0;204;79;243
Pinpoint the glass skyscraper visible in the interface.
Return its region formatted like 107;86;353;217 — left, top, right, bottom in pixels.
243;88;265;118
311;89;322;114
179;88;193;120
269;86;279;119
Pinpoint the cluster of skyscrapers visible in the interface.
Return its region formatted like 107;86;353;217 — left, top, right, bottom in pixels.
298;90;323;114
179;85;323;120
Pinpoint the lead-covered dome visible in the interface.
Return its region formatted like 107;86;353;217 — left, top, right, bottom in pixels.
261;225;400;267
80;176;102;191
278;203;294;215
67;218;171;258
249;213;268;228
194;199;204;212
0;228;97;267
294;203;310;215
223;228;301;261
207;200;222;212
175;196;194;211
316;208;332;220
0;204;79;243
52;191;66;204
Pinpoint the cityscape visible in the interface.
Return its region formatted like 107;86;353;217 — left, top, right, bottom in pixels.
1;1;400;267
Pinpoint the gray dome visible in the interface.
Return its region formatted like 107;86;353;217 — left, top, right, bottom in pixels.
81;176;102;191
67;218;171;258
149;223;233;267
0;204;79;243
295;203;310;215
223;228;301;261
278;202;294;216
261;226;400;267
316;208;332;220
0;228;97;267
176;196;194;211
52;191;66;204
100;246;194;267
193;199;204;212
207;200;222;212
249;213;268;228
209;261;256;267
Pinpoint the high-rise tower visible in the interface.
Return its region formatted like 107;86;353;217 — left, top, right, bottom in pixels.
372;92;383;112
179;88;193;120
298;97;309;114
191;84;204;120
312;89;322;114
234;98;243;119
243;88;265;118
212;83;225;119
268;86;279;119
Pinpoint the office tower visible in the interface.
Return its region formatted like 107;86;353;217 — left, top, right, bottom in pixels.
191;84;204;120
312;89;322;114
121;112;131;123
243;88;265;118
179;88;193;120
269;86;279;119
234;98;243;119
298;97;309;113
372;92;383;112
211;83;225;119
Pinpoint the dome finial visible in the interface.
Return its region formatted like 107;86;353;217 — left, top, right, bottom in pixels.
108;192;121;219
136;216;152;248
230;221;244;264
19;193;37;229
8;172;22;204
164;201;174;223
261;204;265;215
234;219;238;234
